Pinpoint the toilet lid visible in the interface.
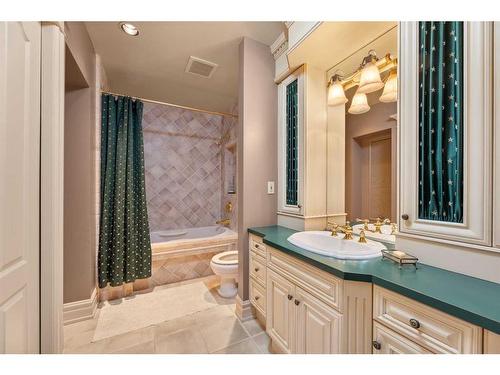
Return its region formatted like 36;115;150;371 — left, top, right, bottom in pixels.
212;250;238;265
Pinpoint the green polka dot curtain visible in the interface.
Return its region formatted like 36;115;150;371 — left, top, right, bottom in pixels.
98;94;152;288
418;21;464;223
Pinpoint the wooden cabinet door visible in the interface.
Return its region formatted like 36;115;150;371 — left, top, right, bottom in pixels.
294;286;342;354
373;322;431;354
399;22;492;246
266;269;295;353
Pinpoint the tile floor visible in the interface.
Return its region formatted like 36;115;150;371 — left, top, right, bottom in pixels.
63;276;272;354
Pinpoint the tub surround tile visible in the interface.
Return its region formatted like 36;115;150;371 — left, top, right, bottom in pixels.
142;103;229;232
248;225;500;335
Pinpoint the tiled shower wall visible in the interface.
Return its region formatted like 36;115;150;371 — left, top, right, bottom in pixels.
143;103;237;233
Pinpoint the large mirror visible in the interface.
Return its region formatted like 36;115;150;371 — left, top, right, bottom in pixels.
326;26;398;245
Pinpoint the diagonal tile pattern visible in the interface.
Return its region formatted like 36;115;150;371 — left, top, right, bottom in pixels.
142;103;226;232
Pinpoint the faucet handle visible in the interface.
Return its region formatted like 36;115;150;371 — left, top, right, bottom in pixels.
356;218;370;230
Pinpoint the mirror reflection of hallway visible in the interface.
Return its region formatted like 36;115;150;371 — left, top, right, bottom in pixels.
345;102;397;223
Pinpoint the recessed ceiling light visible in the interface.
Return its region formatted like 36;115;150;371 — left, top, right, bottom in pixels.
119;22;139;36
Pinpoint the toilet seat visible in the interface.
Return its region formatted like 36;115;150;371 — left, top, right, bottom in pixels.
211;250;238;265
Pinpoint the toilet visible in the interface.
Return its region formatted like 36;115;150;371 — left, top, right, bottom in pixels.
210;250;238;298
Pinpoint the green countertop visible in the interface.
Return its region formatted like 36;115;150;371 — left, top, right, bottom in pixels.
248;225;500;334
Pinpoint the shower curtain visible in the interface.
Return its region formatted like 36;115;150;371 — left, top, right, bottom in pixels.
98;94;152;288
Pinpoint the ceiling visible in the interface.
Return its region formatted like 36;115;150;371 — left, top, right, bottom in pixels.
85;22;284;114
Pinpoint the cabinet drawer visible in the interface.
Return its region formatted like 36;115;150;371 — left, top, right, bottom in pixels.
249;251;266;286
373;286;482;353
249;278;266;316
268;248;342;311
373;321;431;354
249;234;266;258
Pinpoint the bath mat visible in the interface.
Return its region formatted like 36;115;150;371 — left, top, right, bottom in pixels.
92;281;218;341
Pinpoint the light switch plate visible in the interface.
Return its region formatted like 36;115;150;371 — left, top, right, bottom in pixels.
267;181;275;194
267;181;274;194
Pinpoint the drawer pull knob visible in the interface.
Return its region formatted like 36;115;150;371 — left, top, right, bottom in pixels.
409;318;421;329
254;267;259;272
255;244;260;248
255;296;260;301
401;214;409;220
294;299;300;306
287;294;293;300
372;341;381;350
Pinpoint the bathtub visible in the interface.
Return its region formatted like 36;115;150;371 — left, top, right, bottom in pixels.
150;225;238;287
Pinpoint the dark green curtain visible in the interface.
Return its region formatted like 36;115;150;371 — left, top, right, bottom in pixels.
418;21;463;223
98;94;151;288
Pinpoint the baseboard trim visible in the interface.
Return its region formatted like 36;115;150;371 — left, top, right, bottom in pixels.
63;288;98;325
235;295;254;322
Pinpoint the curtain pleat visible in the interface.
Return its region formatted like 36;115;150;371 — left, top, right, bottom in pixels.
418;21;463;223
98;94;151;288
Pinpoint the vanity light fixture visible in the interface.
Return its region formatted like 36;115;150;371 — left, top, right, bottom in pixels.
357;50;384;94
379;69;398;103
119;22;139;36
348;90;370;115
327;74;348;106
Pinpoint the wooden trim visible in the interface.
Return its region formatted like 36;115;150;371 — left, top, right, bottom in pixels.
342;281;373;354
63;288;98;326
40;23;65;354
484;330;500;354
235;295;254;322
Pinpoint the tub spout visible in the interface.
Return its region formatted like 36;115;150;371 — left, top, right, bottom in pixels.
216;218;231;227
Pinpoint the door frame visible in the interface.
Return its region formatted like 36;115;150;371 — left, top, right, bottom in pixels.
40;21;65;354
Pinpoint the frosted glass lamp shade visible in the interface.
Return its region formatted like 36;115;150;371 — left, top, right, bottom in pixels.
328;81;348;106
348;91;370;114
357;61;384;94
379;70;398;103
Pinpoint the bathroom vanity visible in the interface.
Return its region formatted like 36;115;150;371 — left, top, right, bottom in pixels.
248;226;500;354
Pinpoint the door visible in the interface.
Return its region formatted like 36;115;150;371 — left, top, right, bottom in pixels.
372;322;431;354
356;130;392;221
266;269;295;353
295;286;342;354
0;22;41;353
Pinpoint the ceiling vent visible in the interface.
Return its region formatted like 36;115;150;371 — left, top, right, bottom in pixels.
185;56;218;78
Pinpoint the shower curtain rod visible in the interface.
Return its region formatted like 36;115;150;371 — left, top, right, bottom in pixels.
101;90;238;119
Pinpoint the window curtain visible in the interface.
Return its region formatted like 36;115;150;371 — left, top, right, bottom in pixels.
98;94;152;288
418;21;464;223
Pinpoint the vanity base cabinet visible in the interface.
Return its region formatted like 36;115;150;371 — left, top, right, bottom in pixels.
295;286;342;354
373;286;483;354
373;322;431;354
266;269;295;354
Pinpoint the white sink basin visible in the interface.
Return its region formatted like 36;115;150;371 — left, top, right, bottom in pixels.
352;224;396;244
287;231;386;260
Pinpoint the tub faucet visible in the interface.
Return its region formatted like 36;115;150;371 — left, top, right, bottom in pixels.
216;218;230;227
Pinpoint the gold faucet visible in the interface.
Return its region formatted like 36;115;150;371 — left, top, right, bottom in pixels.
358;229;367;243
338;221;354;240
216;218;230;227
327;221;339;236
